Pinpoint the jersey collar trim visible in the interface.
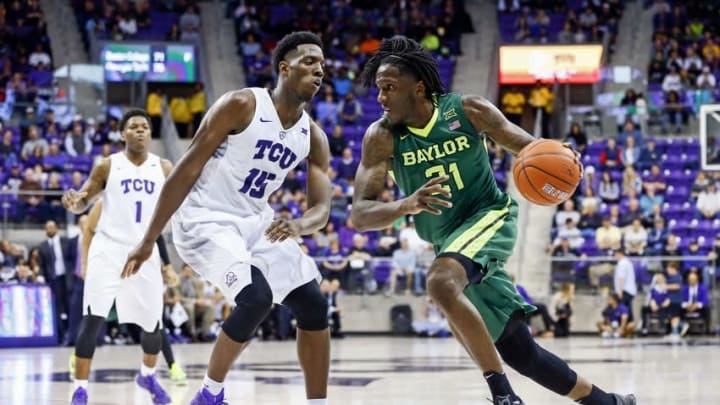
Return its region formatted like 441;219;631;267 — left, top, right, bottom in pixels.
407;105;438;137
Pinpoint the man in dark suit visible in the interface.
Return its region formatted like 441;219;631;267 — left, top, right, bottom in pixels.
38;220;78;344
681;272;710;334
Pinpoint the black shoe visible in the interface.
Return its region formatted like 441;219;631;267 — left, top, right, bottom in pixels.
492;395;524;405
613;393;637;405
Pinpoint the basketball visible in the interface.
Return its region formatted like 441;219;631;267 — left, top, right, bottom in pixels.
512;139;583;206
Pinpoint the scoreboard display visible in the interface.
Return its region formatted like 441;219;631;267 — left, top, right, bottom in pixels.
0;284;57;347
101;43;197;83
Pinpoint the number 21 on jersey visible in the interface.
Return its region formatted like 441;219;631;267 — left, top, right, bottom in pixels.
425;162;464;191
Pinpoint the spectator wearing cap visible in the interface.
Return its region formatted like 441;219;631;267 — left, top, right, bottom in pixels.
696;182;720;219
19;107;40;141
696;66;717;107
613;248;637;321
84;118;102;145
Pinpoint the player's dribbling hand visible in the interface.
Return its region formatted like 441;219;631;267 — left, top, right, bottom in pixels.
402;175;453;215
562;143;584;178
122;241;154;279
61;189;88;211
265;218;301;243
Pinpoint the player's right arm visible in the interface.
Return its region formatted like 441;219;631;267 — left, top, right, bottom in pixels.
62;158;110;214
122;90;256;278
351;120;452;231
80;200;103;280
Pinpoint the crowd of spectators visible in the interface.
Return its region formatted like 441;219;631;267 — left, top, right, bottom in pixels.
498;0;623;50
0;0;54;117
646;1;720;131
72;0;201;49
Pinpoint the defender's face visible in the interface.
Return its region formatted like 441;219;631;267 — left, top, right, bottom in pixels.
283;44;324;102
375;64;419;125
122;116;151;151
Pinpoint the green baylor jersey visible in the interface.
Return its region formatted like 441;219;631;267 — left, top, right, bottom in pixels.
391;93;508;247
390;93;534;341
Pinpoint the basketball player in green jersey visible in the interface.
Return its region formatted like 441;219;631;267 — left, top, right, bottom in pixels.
352;36;636;405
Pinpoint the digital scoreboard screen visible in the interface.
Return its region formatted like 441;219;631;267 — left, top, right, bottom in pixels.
101;43;196;83
0;285;57;347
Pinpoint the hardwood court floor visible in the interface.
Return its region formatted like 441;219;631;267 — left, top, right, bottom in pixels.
1;336;718;404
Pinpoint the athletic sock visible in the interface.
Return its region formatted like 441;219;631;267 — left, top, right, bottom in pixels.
483;371;517;399
74;379;88;391
203;375;224;396
140;363;156;377
576;385;616;405
307;399;328;405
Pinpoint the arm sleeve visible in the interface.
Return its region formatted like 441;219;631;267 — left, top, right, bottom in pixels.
155;234;171;266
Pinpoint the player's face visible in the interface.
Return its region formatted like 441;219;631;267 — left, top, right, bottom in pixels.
283;44;324;102
121;116;151;152
375;64;422;125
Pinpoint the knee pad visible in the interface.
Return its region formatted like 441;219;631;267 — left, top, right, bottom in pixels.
496;317;577;395
140;322;162;355
75;314;106;359
222;266;273;343
282;280;328;331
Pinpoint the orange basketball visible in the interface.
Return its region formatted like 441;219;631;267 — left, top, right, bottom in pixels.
512;139;583;206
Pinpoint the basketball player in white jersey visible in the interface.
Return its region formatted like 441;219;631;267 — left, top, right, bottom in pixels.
63;109;173;405
123;31;333;405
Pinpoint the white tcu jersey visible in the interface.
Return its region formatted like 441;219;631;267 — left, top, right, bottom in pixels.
179;87;311;224
95;152;166;246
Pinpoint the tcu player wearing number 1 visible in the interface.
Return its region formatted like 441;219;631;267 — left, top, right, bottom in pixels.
352;36;635;405
123;32;333;405
62;109;173;405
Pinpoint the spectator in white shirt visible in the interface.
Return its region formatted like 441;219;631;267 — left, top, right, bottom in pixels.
661;67;684;93
696;182;720;219
118;12;138;36
554;200;581;230
696;66;716;90
553;218;584;249
29;44;51;67
623;219;648;256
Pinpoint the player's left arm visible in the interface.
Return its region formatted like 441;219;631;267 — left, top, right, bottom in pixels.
462;95;535;155
265;121;332;243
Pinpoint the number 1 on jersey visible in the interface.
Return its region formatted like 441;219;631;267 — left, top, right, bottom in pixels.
135;201;142;223
425;162;464;190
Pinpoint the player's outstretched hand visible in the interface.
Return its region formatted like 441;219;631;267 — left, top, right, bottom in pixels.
265;218;301;243
122;241;154;279
402;175;453;216
61;189;87;212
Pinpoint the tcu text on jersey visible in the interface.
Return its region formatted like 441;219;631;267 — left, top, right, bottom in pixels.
120;178;156;194
252;139;298;169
